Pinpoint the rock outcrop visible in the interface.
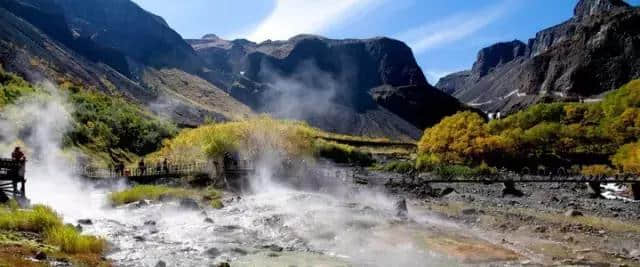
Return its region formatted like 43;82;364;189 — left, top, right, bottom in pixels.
437;0;640;114
189;34;469;139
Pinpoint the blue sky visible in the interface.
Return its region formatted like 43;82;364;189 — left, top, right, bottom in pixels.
132;0;639;83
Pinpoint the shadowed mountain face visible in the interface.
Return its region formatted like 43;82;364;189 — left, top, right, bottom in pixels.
437;0;640;114
188;35;468;139
0;0;467;140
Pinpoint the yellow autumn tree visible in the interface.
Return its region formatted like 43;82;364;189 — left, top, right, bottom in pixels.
612;142;640;174
418;111;491;164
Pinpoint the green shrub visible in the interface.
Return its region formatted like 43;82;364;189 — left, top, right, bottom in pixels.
0;69;36;108
416;153;441;171
434;165;476;178
375;161;415;173
68;91;178;156
474;162;498;176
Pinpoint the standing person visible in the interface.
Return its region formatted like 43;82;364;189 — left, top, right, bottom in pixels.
11;147;25;162
115;161;125;176
162;158;169;174
138;159;146;175
11;147;26;178
155;161;162;174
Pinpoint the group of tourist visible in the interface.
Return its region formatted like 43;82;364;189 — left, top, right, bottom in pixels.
113;158;171;176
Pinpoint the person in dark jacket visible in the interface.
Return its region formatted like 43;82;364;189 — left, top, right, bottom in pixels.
11;147;25;162
138;159;146;175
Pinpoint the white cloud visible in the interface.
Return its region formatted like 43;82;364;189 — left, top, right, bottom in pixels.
396;1;513;55
246;0;382;42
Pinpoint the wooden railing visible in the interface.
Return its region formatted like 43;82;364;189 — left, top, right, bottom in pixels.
77;162;214;179
0;158;26;199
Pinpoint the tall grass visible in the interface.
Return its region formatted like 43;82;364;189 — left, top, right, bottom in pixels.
0;205;106;254
46;225;106;253
312;139;374;166
148;116;316;163
109;185;191;205
109;185;222;206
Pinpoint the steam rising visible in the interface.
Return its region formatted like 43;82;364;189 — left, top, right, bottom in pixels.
0;80;449;266
0;82;110;220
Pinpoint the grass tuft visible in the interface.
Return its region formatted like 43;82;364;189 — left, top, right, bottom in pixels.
45;225;106;254
312;139;373;166
0;205;106;254
109;185;223;206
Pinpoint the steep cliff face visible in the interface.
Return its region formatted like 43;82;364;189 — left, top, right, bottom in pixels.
52;0;205;78
189;34;468;139
437;0;640;114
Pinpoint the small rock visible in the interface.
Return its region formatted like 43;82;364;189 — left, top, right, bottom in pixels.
534;225;547;233
179;198;201;210
265;244;283;252
267;252;280;257
155;260;167;267
629;249;640;258
461;208;477;215
205;247;221;258
564;209;583;217
144;220;156;226
598;230;607;235
77;219;93;225
134;199;150;208
440;187;455;197
35;251;47;260
563;235;574;243
215;263;231;267
204;217;214;223
230;247;248;256
394;198;408;219
133;236;145;242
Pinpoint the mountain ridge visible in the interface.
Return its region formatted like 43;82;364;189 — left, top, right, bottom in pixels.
0;0;469;140
436;0;640;114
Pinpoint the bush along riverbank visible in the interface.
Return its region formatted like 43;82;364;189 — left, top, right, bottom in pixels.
109;185;224;210
0;201;109;266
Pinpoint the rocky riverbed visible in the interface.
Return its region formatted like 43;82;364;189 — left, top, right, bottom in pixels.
23;165;640;267
74;184;529;266
381;171;640;266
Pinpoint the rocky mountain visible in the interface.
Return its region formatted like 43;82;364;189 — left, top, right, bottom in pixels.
0;0;252;126
0;0;467;140
188;34;467;139
437;0;640;114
